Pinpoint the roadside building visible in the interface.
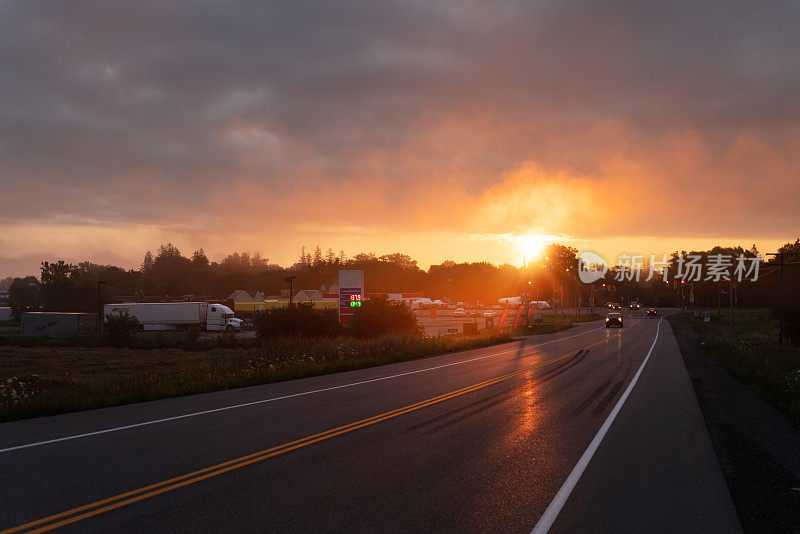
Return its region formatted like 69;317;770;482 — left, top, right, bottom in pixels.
227;290;265;302
293;289;324;302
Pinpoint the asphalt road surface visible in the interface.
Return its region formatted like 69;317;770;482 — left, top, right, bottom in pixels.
0;309;741;533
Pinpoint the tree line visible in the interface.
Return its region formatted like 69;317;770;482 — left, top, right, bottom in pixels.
2;240;799;323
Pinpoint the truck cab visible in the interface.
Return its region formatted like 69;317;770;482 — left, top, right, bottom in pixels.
207;304;243;332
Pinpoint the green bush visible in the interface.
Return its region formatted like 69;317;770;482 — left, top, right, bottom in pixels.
253;302;342;340
104;311;140;347
347;297;422;338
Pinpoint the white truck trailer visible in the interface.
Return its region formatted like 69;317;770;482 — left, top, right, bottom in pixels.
104;302;242;332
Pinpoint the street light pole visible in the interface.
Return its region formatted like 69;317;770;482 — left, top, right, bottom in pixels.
446;277;454;305
285;276;297;304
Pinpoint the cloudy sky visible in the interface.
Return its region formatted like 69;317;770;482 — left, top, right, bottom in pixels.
1;0;799;276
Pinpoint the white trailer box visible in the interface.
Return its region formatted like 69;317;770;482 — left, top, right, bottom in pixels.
22;312;98;337
104;302;241;331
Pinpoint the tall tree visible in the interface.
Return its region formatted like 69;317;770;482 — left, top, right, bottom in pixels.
8;276;40;320
192;248;210;269
142;251;154;273
379;253;419;271
325;248;336;264
39;261;76;311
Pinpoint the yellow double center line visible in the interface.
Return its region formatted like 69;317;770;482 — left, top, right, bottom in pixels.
3;334;616;534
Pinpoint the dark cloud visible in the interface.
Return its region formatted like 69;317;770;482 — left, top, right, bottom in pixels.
1;0;799;251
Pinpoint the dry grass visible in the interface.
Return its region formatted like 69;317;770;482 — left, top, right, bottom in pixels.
0;333;511;422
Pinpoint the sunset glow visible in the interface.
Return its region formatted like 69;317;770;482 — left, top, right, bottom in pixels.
0;2;798;277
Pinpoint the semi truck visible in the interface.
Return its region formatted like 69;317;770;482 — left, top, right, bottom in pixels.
104;302;242;332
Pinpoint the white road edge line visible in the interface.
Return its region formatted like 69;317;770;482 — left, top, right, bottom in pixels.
0;325;606;454
530;316;663;534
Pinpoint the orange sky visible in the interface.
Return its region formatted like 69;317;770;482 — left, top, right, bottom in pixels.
1;2;799;277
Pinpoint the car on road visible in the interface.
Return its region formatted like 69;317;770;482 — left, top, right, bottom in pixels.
646;308;658;316
605;312;623;328
453;308;465;317
609;303;622;310
629;301;641;310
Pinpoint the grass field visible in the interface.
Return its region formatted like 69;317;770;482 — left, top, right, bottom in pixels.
0;332;511;422
683;308;800;420
0;324;20;336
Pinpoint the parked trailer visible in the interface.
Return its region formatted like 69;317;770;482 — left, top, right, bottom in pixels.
21;312;98;337
104;302;242;332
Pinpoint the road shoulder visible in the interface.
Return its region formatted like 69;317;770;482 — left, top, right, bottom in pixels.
551;318;741;533
667;315;800;532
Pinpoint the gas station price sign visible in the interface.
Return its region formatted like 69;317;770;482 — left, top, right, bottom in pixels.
338;270;364;323
339;287;363;315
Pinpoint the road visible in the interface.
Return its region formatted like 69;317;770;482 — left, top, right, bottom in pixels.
417;307;612;336
0;309;740;533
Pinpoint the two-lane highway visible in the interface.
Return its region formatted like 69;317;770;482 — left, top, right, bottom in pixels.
0;310;740;533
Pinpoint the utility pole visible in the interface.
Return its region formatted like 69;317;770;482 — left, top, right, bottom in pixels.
552;263;557;324
729;277;734;327
285;276;297;304
524;281;532;331
766;252;787;345
522;253;529;331
97;280;106;338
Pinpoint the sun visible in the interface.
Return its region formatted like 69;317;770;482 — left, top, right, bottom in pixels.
515;234;549;262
